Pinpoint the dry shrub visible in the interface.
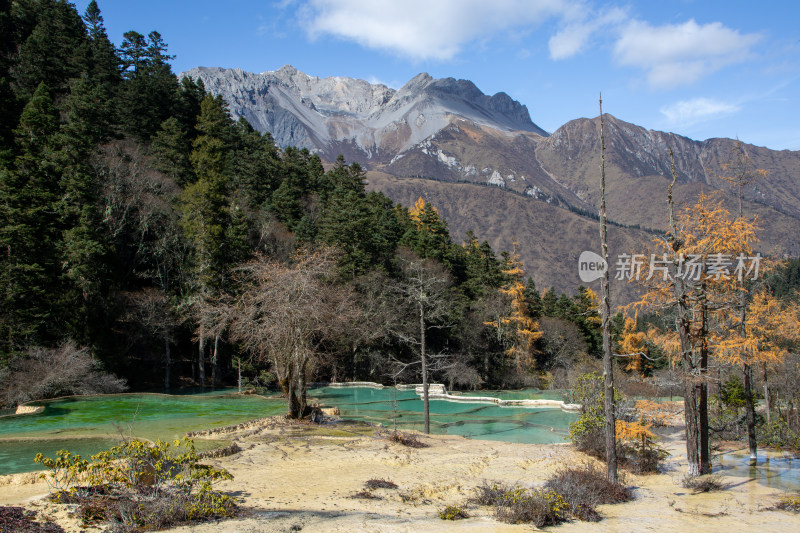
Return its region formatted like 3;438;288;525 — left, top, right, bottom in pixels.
387;431;429;448
544;463;632;510
2;340;127;406
365;478;397;490
494;488;568;526
350;490;381;500
471;481;507;506
682;474;726;493
776;495;800;512
0;506;65;533
471;482;569;527
473;465;632;526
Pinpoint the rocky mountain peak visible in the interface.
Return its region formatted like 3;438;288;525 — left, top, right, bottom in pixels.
180;66;546;157
398;72;434;92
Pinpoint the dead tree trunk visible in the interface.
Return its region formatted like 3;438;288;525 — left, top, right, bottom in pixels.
668;151;701;476
699;289;710;474
164;338;171;391
198;325;206;387
599;96;618;484
211;333;220;388
763;363;771;424
420;301;430;435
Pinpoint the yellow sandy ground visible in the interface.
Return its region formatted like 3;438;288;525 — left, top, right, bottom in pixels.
1;417;798;532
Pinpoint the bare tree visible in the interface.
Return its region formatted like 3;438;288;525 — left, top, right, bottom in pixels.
538;317;588;369
598;95;618;483
2;340;127;406
95;139;187;291
388;250;458;434
120;288;180;390
229;247;357;418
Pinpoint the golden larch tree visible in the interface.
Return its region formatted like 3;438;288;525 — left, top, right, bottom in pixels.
485;246;541;371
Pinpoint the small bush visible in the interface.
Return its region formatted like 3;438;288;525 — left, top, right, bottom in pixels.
621;442;670;474
544;463;632;509
439;505;469;520
494;488;569;527
474;466;631;526
471;483;569;526
682;474;726;493
365;478;398;490
759;419;800;451
471;481;507;506
0;506;65;533
568;372;624;460
387;431;430;448
776;495;800;512
571;503;602;522
34;438;237;532
350;490;381;500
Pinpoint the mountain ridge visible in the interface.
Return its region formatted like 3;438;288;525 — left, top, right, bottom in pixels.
180;65;800;293
181;65;546;158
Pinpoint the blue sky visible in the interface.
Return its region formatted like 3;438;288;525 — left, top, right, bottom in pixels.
77;1;800;150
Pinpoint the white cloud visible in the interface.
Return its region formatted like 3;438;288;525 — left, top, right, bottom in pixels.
548;7;627;60
614;19;761;89
660;97;740;126
300;0;575;61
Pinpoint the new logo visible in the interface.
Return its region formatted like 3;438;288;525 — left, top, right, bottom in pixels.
578;251;607;283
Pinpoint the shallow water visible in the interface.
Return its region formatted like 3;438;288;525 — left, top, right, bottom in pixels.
0;391;287;440
307;386;577;444
0;391;286;475
0;387;576;475
714;450;800;493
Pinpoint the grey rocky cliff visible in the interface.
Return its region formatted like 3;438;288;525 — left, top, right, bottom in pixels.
179;65;546;161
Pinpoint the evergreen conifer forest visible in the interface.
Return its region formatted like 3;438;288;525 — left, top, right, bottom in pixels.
1;1;798;443
0;0;620;406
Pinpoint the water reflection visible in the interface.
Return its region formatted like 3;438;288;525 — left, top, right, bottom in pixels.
714;450;800;492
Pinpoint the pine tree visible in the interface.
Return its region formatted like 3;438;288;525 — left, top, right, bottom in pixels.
401;197;453;265
0;83;61;354
461;231;504;299
180;94;241;385
232;117;280;208
173;76;206;135
116;31;178;140
11;0;90;101
523;278;543;318
52;77;111;344
269;147;316;230
151;117;194;187
82;1;119;88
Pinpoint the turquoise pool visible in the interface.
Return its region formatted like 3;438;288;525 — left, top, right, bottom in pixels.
0;387;576;475
0;391;287;475
307;386;576;444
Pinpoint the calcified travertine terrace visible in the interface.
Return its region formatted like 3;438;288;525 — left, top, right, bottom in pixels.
1;416;797;533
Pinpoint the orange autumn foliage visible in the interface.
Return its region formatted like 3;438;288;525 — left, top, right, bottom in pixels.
408;196;438;226
617;317;649;372
616;419;656;444
484;246;541;370
629;192;759;314
634;399;680;427
714;289;800;368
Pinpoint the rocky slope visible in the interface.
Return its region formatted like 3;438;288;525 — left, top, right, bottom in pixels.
181;66;800;290
182;65;545;162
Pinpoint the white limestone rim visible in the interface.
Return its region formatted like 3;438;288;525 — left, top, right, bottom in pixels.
325;381;582;412
0;405;45;418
